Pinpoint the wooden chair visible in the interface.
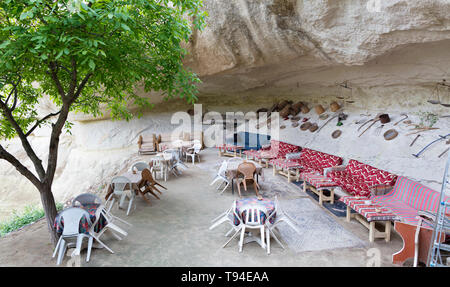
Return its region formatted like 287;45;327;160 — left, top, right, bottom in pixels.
236;162;261;198
138;168;167;200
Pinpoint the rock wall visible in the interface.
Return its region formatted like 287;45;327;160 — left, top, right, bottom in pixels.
1;0;450;220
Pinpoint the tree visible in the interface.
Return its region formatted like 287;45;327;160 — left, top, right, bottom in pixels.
0;0;206;244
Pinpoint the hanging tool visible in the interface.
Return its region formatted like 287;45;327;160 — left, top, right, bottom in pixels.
406;127;439;136
374;123;385;135
358;119;380;137
412;134;450;158
394;113;408;126
438;147;450;158
316;109;343;133
410;135;420;147
317;114;339;133
357;113;382;132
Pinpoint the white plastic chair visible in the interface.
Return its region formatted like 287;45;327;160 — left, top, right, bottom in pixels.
163;149;187;176
209;200;239;234
150;157;167;181
131;162;150;172
185;143;202;164
106;176;136;216
90;204;130;243
210;160;230;194
265;197;300;254
72;193;103;207
52;208;94;265
219;201;247;248
238;205;268;252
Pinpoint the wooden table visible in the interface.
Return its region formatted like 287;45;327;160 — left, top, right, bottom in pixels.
302;173;338;205
106;171;152;205
272;159;302;182
217;144;244;157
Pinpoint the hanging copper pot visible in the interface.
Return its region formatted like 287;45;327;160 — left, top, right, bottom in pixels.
301;105;310;114
330;101;340;112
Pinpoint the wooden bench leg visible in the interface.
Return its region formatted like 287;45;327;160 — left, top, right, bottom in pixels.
385;221;391;242
369;221;375;243
303;180;307;193
296;169;300;182
330;188;334;204
346;206;351;222
287;170;291;183
318;189;323;206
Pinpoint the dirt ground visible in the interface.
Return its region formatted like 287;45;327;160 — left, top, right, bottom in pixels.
0;149;405;267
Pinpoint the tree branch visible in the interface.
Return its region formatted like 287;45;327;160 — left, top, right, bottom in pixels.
45;71;92;184
67;57;77;98
25;110;62;137
0;98;46;180
48;61;67;100
0;145;42;190
45;104;69;185
71;72;93;103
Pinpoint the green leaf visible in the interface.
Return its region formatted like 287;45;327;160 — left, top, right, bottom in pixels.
89;59;96;70
0;40;10;49
121;23;131;31
55;50;64;59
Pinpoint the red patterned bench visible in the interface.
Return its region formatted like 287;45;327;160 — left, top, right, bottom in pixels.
271;148;343;180
371;176;449;227
340;196;397;242
244;140;300;168
327;159;397;198
340;176;449;253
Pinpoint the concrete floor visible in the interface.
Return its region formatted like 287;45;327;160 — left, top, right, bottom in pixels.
0;148;404;267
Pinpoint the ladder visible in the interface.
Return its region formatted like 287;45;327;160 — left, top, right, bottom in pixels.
427;151;450;267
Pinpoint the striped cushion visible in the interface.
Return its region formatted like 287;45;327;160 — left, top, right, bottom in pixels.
254;140;300;160
302;173;338;188
371;176;449;225
270;158;303;169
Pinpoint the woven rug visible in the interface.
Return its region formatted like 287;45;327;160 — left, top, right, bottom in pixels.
276;198;366;252
291;181;356;218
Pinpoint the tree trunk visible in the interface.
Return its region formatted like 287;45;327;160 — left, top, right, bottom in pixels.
39;186;59;246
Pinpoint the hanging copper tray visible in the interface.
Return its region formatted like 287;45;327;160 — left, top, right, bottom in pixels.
300;122;311;131
383;129;398;141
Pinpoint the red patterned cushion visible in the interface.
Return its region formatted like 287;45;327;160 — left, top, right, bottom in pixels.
345;159;397;187
297;148;343;175
329;160;397;197
371;176;450;226
255;140;300;160
329;170;374;197
270;158;303;169
302;173;338;188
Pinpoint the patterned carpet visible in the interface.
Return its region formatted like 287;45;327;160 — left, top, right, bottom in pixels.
276;198;366;253
197;158;366;253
